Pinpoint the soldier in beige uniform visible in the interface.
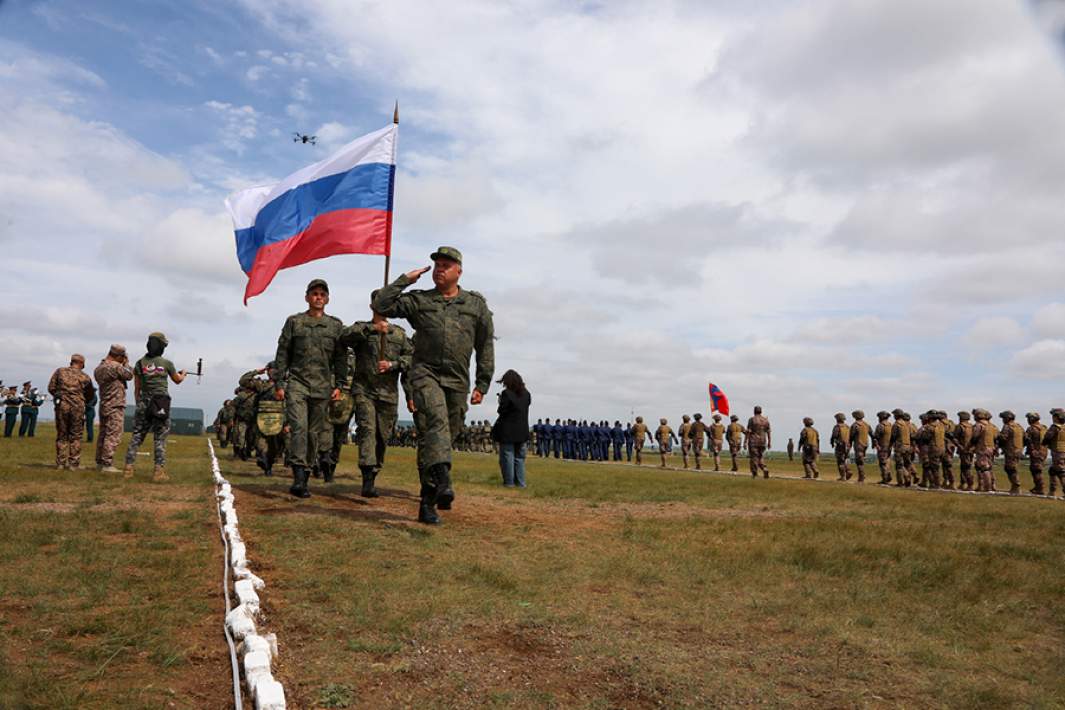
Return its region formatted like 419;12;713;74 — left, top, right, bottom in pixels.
830;412;851;481
916;411;945;489
746;406;771;478
656;418;678;468
688;413;708;470
872;411;893;484
954;411;976;491
678;415;693;469
1041;409;1065;498
938;411;957;489
798;417;820;479
709;414;726;471
48;354;95;470
631;416;652;465
726;415;746;472
996;411;1025;496
889;409;913;486
1024;412;1048;496
971;408;999;493
850;410;870;483
93;345;133;472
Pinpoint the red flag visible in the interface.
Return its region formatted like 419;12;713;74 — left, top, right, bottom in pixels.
708;382;729;415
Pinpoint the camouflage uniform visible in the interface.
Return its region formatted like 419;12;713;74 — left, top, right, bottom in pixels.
954;411;975;491
798;418;819;479
938;412;956;489
1041;409;1065;497
688;414;707;470
274;305;348;490
786;438;794;462
709;415;725;471
372;249;494;520
655;419;677;468
873;412;894;484
726;416;746;472
915;412;933;488
341;320;413;495
971;409;999;493
1024;413;1048;495
679;415;692;468
124;351;177;474
829;413;851;481
915;412;944;489
849;410;870;483
93;352;133;469
889;410;913;486
996;412;1024;495
631;418;651;465
239;369;282;476
746;408;771;478
48;359;94;469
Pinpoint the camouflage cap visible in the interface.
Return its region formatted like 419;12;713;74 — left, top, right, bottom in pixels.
999;410;1015;421
1026;412;1040;421
803;417;814;425
957;411;970;420
877;410;890;420
70;353;85;364
148;331;168;346
430;246;462;264
306;278;329;294
108;344;126;357
852;410;865;419
834;412;845;421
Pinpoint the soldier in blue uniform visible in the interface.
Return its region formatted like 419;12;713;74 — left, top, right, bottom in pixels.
597;421;611;460
533;419;544;457
611;421;624;460
624;422;634;461
551;418;562;458
562;419;575;459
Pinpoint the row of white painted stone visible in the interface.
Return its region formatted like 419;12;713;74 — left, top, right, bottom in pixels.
212;445;287;710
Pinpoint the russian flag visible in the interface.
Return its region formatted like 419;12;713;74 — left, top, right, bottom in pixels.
225;123;397;303
708;382;729;416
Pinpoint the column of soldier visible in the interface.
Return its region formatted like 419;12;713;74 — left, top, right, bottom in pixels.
209;246;496;526
530;406;1065;499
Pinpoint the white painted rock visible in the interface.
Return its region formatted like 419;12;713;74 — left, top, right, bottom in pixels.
234;568;266;591
225;604;256;641
242;633;274;660
254;677;286;710
230;542;247;567
244;649;272;689
235;579;260;613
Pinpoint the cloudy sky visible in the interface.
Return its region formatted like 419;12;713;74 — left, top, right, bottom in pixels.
2;0;1064;441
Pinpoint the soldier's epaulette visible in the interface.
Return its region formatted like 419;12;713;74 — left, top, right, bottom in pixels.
464;289;486;303
326;314;344;325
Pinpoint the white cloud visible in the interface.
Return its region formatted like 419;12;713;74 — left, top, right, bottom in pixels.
963;317;1026;349
1032;303;1065;339
246;65;269;81
1011;340;1065;379
205;100;259;151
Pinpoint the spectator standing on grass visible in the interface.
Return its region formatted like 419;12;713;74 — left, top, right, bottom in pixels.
123;333;186;482
47;354;95;470
94;345;133;472
493;369;530;488
3;386;22;438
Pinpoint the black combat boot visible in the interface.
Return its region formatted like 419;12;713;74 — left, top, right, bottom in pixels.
360;466;379;498
431;463;454;510
320;453;335;483
417;484;440;525
289;466;311;498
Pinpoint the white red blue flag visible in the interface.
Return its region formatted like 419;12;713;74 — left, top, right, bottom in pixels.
708;382;729;415
225;123;397;303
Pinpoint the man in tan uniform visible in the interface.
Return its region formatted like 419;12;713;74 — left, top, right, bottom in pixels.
954;411;975;491
889;409;913;486
971;409;999;493
850;410;870;483
1025;412;1048;495
709;414;726;471
1041;409;1065;498
678;414;693;469
93;345;133;472
727;415;746;472
938;411;956;489
48;354;95;470
798;417;820;479
996;411;1024;496
688;413;708;470
873;411;893;484
656;418;678;468
916;410;945;489
631;416;652;465
746;406;771;478
830;412;851;481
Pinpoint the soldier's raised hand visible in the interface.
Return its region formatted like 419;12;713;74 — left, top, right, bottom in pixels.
405;266;431;282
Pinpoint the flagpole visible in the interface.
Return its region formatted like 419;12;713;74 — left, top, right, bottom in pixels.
380;101;398;357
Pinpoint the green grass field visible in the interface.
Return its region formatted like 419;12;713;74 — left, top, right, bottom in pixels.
2;426;1064;708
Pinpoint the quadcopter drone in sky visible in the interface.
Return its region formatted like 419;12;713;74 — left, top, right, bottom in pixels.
292;132;317;145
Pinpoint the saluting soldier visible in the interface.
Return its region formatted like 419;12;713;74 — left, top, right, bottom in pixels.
746;406;771;478
830;413;851;481
996;411;1024;496
726;415;746;472
1025;412;1048;495
342;294;413;497
240;365;284;477
1041;409;1065;498
274;279;347;498
850;410;870;483
373;247;494;525
798;417;820;479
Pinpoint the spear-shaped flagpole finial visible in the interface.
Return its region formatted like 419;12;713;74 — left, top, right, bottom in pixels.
393;100;399;124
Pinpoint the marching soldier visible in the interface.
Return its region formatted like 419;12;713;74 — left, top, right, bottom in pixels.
997;411;1025;496
954;411;976;491
746;406;771;478
830;412;851;481
341;299;413;497
274;279;348;499
631;416;651;465
48;354;95;470
798;417;820;479
123;333;186;481
786;438;794;462
688;413;708;470
916;410;945;489
971;409;999;493
1024;412;1048;495
850;410;870;483
679;415;692;468
240;365;282;477
938;411;956;489
727;414;746;472
1041;409;1065;498
890;409;913;486
373;247;494;525
915;412;933;488
709;414;726;471
215;400;234;449
655;418;678;468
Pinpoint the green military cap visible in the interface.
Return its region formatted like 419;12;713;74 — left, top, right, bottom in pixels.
306;278;329;294
852;410;865;419
999;410;1015;420
957;411;970;420
834;412;845;421
430;246;462;264
148;331;168;345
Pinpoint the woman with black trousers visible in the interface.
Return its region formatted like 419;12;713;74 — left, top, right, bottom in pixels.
493;369;531;487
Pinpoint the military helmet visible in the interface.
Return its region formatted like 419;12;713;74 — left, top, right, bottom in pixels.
693;413;702;420
635;416;643;423
753;405;762;414
682;414;691;422
877;410;890;420
1052;408;1065;422
834;412;845;422
803;417;814;426
892;408;904;418
852;410;865;419
660;418;667;425
999;410;1015;421
730;414;738;422
713;413;722;421
937;410;948;419
957;411;971;420
919;412;929;423
973;408;991;420
902;412;911;421
1026;412;1040;422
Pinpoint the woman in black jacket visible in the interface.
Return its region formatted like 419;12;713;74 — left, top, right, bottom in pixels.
493;369;531;487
